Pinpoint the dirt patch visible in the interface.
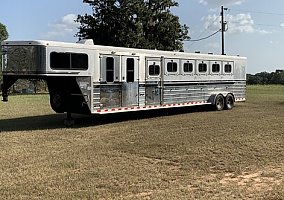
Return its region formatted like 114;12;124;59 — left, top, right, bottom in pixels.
219;165;284;192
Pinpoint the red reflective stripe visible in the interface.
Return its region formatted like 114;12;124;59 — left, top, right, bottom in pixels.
97;100;214;113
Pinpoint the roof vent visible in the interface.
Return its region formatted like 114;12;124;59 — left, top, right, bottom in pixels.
77;39;94;45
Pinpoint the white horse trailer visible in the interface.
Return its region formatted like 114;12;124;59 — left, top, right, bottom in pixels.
1;40;246;118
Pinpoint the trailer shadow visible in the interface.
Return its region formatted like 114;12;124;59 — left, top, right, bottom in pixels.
0;105;214;132
0;114;67;132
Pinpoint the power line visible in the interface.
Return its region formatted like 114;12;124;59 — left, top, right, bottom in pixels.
185;29;221;42
229;8;284;29
256;23;284;28
185;13;220;44
230;8;284;16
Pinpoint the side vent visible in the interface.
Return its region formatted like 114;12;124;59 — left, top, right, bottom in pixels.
77;39;94;45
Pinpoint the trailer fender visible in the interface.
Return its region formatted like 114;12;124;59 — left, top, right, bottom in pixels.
208;93;223;105
208;93;226;111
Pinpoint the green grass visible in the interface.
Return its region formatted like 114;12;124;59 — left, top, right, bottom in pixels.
0;85;283;199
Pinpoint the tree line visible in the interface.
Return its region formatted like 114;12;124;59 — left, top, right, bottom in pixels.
247;70;284;85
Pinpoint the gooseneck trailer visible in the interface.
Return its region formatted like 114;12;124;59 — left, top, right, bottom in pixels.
1;39;246;119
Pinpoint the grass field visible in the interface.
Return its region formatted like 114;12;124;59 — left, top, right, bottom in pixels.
0;85;283;200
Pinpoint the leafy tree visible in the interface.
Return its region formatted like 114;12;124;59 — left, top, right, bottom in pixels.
270;71;284;84
247;70;284;85
247;74;262;85
76;0;189;51
0;23;8;42
0;23;9;83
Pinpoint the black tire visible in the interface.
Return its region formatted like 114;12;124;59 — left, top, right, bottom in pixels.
225;94;235;110
50;92;66;113
215;94;225;111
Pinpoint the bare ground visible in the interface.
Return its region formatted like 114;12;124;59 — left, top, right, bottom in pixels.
0;85;283;199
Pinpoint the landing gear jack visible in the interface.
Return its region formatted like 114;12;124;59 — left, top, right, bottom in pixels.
64;112;75;127
1;76;18;102
64;94;74;127
2;87;8;102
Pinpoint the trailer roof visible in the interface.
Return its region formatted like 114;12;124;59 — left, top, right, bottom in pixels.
1;40;246;60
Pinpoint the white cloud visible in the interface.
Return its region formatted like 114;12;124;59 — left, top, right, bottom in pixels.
269;40;279;45
202;13;271;34
202;14;220;30
226;13;255;33
44;14;79;41
199;0;245;7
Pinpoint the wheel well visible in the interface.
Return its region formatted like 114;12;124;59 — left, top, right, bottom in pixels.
208;93;224;105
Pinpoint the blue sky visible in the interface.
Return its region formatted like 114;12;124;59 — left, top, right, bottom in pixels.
1;0;284;74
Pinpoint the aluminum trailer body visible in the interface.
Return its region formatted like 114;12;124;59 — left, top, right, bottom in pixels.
1;40;246;115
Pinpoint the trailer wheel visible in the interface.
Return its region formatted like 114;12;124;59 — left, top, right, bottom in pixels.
225;94;235;110
50;92;66;113
215;94;224;111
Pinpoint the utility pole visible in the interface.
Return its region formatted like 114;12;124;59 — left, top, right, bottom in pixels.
221;6;227;55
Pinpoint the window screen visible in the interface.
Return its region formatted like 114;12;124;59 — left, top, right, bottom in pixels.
225;64;232;73
212;63;220;73
167;61;177;72
198;63;207;73
184;62;193;73
126;58;135;82
106;57;114;82
149;64;160;76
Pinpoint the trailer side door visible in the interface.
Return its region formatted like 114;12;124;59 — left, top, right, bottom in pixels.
100;55;121;108
145;58;162;105
121;56;139;107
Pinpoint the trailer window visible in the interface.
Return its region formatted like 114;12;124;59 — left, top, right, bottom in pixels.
50;52;70;69
184;62;193;73
167;61;177;72
50;52;88;70
71;53;88;69
225;64;232;73
126;58;134;82
149;63;160;76
106;57;114;82
198;63;207;73
212;63;220;73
